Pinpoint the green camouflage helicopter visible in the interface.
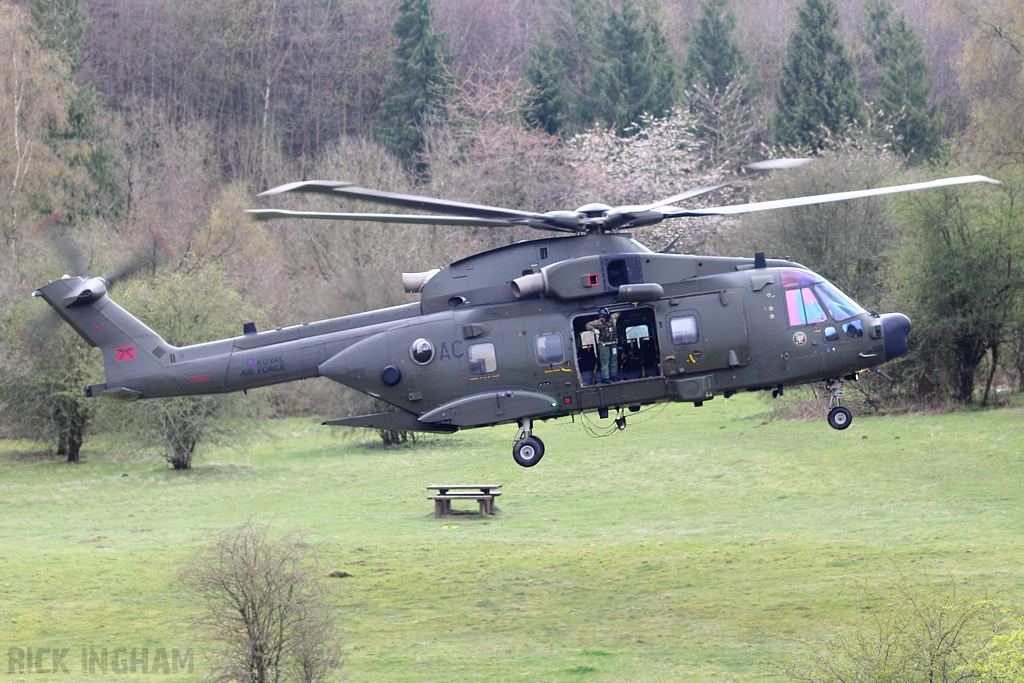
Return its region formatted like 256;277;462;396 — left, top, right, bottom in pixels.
34;161;998;466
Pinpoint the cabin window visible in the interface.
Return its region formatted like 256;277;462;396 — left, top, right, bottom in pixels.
535;334;564;365
625;324;650;342
670;315;699;345
824;326;840;342
785;287;827;326
410;338;434;365
468;343;497;375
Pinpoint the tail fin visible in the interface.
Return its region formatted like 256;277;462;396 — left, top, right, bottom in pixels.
33;276;176;401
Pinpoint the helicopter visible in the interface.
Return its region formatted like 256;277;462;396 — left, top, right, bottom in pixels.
33;161;998;467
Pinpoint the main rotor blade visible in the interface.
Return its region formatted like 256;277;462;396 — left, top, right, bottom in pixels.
258;180;355;196
743;158;812;172
640;181;737;212
612;159;813;218
661;175;1001;218
247;209;523;228
258;181;553;222
329;185;553;222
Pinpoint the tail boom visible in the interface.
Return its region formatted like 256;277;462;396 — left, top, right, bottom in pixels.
33;276;422;402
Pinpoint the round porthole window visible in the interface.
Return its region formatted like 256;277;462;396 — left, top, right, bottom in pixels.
410;338;434;365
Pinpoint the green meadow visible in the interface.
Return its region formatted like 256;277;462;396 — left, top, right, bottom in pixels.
2;394;1023;682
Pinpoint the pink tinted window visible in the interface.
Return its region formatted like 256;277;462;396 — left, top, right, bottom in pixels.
786;289;805;325
780;268;821;288
786;287;827;326
801;288;827;324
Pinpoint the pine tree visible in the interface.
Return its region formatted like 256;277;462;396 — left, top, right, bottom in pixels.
683;0;748;95
772;0;864;152
521;0;609;137
863;0;894;65
682;0;759;166
373;0;450;174
586;0;678;133
876;13;945;165
859;0;893;102
521;38;570;136
27;0;86;68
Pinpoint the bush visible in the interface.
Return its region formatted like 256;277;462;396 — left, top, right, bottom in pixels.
778;570;1024;683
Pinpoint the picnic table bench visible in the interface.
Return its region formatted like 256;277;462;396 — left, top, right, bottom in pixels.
427;484;502;517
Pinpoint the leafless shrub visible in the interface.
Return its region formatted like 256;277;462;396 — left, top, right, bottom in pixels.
179;519;343;683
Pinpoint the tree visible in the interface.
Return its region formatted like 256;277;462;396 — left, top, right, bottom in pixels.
859;0;894;101
373;0;451;175
180;519;343;683
950;0;1024;167
521;0;606;137
772;0;864;152
521;39;570;137
117;265;264;469
0;5;76;248
569;106;735;255
875;13;945;165
682;0;761;167
0;300;101;463
24;0;120;225
892;177;1022;405
586;0;678;133
779;571;1024;683
683;0;749;96
427;70;575;219
26;0;86;69
0;6;101;461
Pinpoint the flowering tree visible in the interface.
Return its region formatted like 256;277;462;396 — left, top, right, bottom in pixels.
568;107;745;254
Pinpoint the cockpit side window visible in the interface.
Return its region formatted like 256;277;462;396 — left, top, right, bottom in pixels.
814;282;867;321
781;267;867;326
786;287;827;326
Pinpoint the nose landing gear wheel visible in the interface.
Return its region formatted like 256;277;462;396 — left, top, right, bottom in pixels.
513;436;545;467
827;406;852;430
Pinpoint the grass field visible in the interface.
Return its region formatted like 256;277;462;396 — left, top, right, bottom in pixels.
2;394;1023;682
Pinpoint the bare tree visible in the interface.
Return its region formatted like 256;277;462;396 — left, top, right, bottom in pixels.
179;519;343;683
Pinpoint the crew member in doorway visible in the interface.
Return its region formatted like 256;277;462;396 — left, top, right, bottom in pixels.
586;308;619;383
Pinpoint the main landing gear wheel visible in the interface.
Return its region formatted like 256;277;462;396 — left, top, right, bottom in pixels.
513;417;545;467
513;436;545;467
827;406;852;430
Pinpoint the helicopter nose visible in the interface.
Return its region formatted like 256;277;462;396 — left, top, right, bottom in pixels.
881;313;912;360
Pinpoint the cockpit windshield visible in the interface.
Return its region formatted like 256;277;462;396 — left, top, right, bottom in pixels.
780;268;867;325
814;281;865;321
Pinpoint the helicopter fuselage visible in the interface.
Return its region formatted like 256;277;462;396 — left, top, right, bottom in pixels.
36;233;910;443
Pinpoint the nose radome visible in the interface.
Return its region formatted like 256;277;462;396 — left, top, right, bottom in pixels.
882;313;912;360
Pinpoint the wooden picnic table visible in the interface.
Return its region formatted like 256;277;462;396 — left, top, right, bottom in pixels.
427;484;502;517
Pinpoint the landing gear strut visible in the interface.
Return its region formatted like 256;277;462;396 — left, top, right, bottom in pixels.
513;418;545;467
825;378;852;430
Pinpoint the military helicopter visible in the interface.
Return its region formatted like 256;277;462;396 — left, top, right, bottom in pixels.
33;162;998;466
